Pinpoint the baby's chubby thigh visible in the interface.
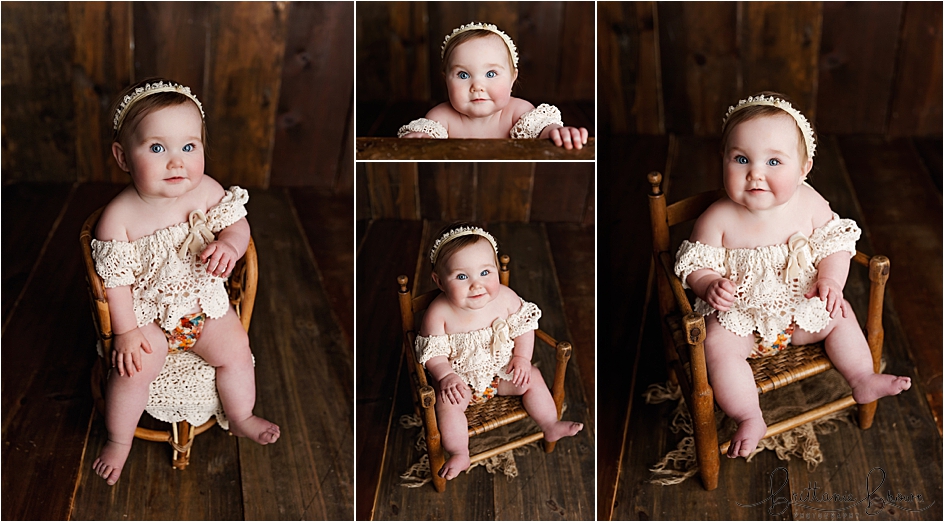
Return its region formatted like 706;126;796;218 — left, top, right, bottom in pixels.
189;306;252;368
132;322;170;381
703;314;755;362
496;363;546;396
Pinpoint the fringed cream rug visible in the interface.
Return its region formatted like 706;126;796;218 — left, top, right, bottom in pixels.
645;366;864;486
398;404;567;488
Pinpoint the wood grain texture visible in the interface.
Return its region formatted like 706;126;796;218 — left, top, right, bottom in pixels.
354;220;423;520
271;1;354;188
815;2;901;134
203;2;288;188
888;1;943;137
236;190;354;519
366;162;420;220
531;163;594;223
69;2;132;183
417;162;477;221
476;163;533;222
658;2;738;135
132;2;208;90
0;184;121;521
739;2;822;119
356;137;596;160
0;2;77;182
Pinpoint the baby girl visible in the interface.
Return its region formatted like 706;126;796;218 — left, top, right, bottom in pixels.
675;92;911;459
417;224;584;479
90;78;279;485
398;22;589;150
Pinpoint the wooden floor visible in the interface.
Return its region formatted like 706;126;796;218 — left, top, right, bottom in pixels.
599;135;943;520
356;219;595;520
0;183;354;520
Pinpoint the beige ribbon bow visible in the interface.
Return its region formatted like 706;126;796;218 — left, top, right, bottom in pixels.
784;233;813;283
177;209;215;259
491;318;511;357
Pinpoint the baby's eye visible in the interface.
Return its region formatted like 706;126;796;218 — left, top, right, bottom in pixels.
480;269;490;276
735;155;748;164
150;144;165;153
457;71;470;80
486;71;497;78
456;274;468;280
183;143;195;152
767;158;780;166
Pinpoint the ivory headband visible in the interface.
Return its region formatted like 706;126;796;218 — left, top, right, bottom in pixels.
114;81;205;132
722;94;816;159
429;226;499;264
441;22;519;68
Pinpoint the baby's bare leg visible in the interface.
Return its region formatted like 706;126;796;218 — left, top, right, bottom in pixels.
792;301;911;404
192;308;279;444
497;365;583;442
704;315;766;458
93;323;167;485
432;381;472;480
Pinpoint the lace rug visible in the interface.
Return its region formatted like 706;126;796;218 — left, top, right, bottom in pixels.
645;366;861;485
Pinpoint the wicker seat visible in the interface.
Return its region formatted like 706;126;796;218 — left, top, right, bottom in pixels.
648;172;889;490
397;254;572;492
79;207;258;469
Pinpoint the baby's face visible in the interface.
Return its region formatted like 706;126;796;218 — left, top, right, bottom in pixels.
117;103;205;200
445;35;517;119
723;112;811;212
433;240;501;312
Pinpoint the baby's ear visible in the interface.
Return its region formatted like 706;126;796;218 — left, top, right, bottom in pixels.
802;157;813;179
431;271;444;291
112;142;130;172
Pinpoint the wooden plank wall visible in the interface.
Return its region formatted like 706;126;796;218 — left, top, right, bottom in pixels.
356;1;596;105
598;1;943;137
358;162;595;224
1;1;354;190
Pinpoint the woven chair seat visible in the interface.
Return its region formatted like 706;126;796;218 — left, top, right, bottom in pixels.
751;343;832;394
466;395;528;436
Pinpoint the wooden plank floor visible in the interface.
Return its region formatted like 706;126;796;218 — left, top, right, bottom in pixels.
599;135;943;520
356;219;595;520
1;183;354;520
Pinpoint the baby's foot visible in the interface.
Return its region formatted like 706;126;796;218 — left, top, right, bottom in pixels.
439;453;471;480
851;374;911;404
229;415;281;444
727;417;767;458
543;421;584;442
92;439;132;486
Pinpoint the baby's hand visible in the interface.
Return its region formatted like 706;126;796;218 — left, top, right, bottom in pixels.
805;277;846;318
401;132;432;139
438;373;467;405
112;327;153;377
704;278;737;311
200;240;239;278
548;126;589;150
505;355;531;387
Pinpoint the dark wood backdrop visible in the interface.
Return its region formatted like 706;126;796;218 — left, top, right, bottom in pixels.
599;1;943;137
1;1;354;190
356;162;595;224
356;1;596;133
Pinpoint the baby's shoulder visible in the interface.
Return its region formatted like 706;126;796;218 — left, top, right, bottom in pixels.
420;294;450;336
95;187;140;241
796;183;834;227
426;103;460;126
507;97;536;122
497;285;524;313
197;175;226;209
689;197;736;246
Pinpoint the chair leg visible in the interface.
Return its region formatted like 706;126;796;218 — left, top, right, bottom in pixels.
427;425;446;492
172;421;193;470
543;439;557;453
857;401;878;430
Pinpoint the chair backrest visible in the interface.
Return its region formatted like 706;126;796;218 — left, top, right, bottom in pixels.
79;208;258;357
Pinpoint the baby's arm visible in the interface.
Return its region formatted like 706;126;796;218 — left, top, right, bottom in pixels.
805;252;851;318
400;104;451;139
426;355;467;404
200;217;249;278
507;330;534;387
685;204;736;310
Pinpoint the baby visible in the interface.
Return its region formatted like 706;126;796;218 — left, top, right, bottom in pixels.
398;22;589;150
90;78;279;485
675;92;911;459
417;224;584;480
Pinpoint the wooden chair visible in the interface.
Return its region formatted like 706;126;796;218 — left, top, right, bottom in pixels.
397;254;572;492
647;172;889;491
80;207;258;469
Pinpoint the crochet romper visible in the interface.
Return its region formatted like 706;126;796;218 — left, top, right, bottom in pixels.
416;299;542;397
90;186;249;333
674;214;861;356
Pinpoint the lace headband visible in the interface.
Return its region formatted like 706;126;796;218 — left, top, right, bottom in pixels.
114;81;205;132
723;94;816;159
429;226;499;264
441;22;519;68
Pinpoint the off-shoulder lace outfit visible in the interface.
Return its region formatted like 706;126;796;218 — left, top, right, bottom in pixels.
675;214;860;353
89;186;249;427
397;103;563;139
416;299;541;394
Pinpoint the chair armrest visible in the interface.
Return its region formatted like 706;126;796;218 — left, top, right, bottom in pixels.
535;329;572;420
